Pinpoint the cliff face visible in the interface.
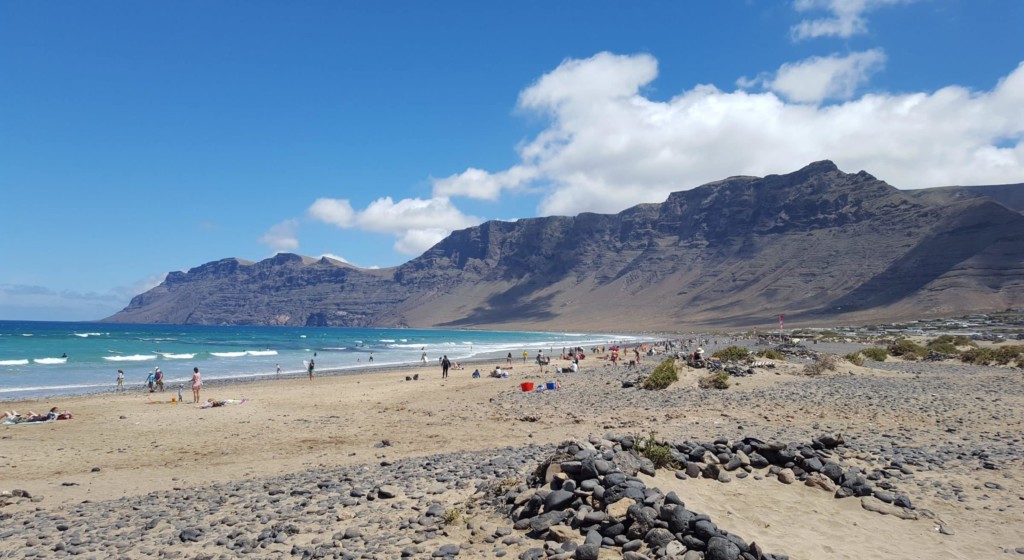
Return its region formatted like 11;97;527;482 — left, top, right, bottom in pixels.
105;161;1024;329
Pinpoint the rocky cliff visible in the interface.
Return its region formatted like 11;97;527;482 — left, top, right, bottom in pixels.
105;161;1024;329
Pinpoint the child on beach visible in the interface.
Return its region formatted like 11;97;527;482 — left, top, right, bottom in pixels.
116;370;124;392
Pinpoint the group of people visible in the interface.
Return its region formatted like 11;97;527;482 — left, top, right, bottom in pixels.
116;366;204;404
2;407;72;424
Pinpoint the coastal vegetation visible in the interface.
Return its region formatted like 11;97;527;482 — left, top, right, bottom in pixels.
803;353;837;376
843;351;865;366
641;358;679;390
638;432;677;469
861;347;889;361
698;370;730;390
712;345;749;362
757;348;785;360
887;339;927;360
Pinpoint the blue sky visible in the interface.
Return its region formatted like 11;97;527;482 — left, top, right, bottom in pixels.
1;0;1022;321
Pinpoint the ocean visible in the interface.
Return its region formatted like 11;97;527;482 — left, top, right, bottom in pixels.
0;321;646;400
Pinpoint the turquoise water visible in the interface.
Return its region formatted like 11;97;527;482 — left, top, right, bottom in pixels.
0;321;643;400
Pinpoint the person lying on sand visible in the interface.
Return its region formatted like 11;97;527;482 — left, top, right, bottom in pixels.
198;398;247;409
2;407;72;423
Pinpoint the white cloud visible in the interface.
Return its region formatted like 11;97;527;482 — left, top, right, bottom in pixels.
792;0;912;40
432;166;538;200
394;228;450;255
308;196;482;255
308;198;355;227
432;52;1024;217
259;219;300;253
752;49;887;103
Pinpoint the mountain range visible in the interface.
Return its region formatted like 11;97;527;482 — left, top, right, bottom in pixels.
105;161;1024;331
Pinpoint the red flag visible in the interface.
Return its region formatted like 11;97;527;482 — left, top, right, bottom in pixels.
779;314;784;328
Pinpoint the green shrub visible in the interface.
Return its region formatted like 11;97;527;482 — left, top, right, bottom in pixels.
861;347;888;361
888;339;927;360
928;335;977;349
698;370;730;390
925;341;959;355
843;352;864;366
713;345;750;362
960;347;995;365
993;345;1024;365
442;508;462;525
641;358;679;390
757;349;785;360
639;433;677;469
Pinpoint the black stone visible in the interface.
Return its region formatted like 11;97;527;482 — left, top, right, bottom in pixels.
706;536;742;560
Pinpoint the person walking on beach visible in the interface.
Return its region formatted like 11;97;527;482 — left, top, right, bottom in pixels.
190;367;202;404
421;351;427;365
146;370;156;392
522;350;528;363
506;352;512;365
369;353;374;363
307;359;315;380
116;369;124;392
441;355;451;379
155;367;164;391
276;363;281;377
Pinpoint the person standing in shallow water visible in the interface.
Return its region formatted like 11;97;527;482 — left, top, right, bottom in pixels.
308;359;315;380
441;355;451;379
190;367;202;404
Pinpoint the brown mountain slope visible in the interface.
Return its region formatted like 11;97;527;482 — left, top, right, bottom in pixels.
105;161;1024;329
906;183;1024;213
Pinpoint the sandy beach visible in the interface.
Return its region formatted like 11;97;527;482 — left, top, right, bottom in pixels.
2;346;1022;558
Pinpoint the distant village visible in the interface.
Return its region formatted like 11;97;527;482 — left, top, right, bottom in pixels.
792;309;1024;343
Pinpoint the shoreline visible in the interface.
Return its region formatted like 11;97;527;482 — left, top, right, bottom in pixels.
0;321;672;402
0;348;611;404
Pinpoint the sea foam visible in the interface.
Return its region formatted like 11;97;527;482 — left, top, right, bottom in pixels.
103;355;157;362
34;357;68;364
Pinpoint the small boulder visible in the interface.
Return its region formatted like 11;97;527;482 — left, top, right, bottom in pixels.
777;469;796;484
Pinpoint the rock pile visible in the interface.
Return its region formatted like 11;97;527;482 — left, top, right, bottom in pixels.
495;435;786;560
722;365;754;378
770;343;817;359
494;432;923;559
664;434;915;510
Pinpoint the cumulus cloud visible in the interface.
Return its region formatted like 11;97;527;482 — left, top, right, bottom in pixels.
308;197;481;255
259;219;300;253
755;49;887;103
791;0;912;40
308;198;355;227
431;52;1024;217
432;166;538;200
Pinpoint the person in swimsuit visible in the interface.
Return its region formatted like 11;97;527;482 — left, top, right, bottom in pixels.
191;367;202;404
